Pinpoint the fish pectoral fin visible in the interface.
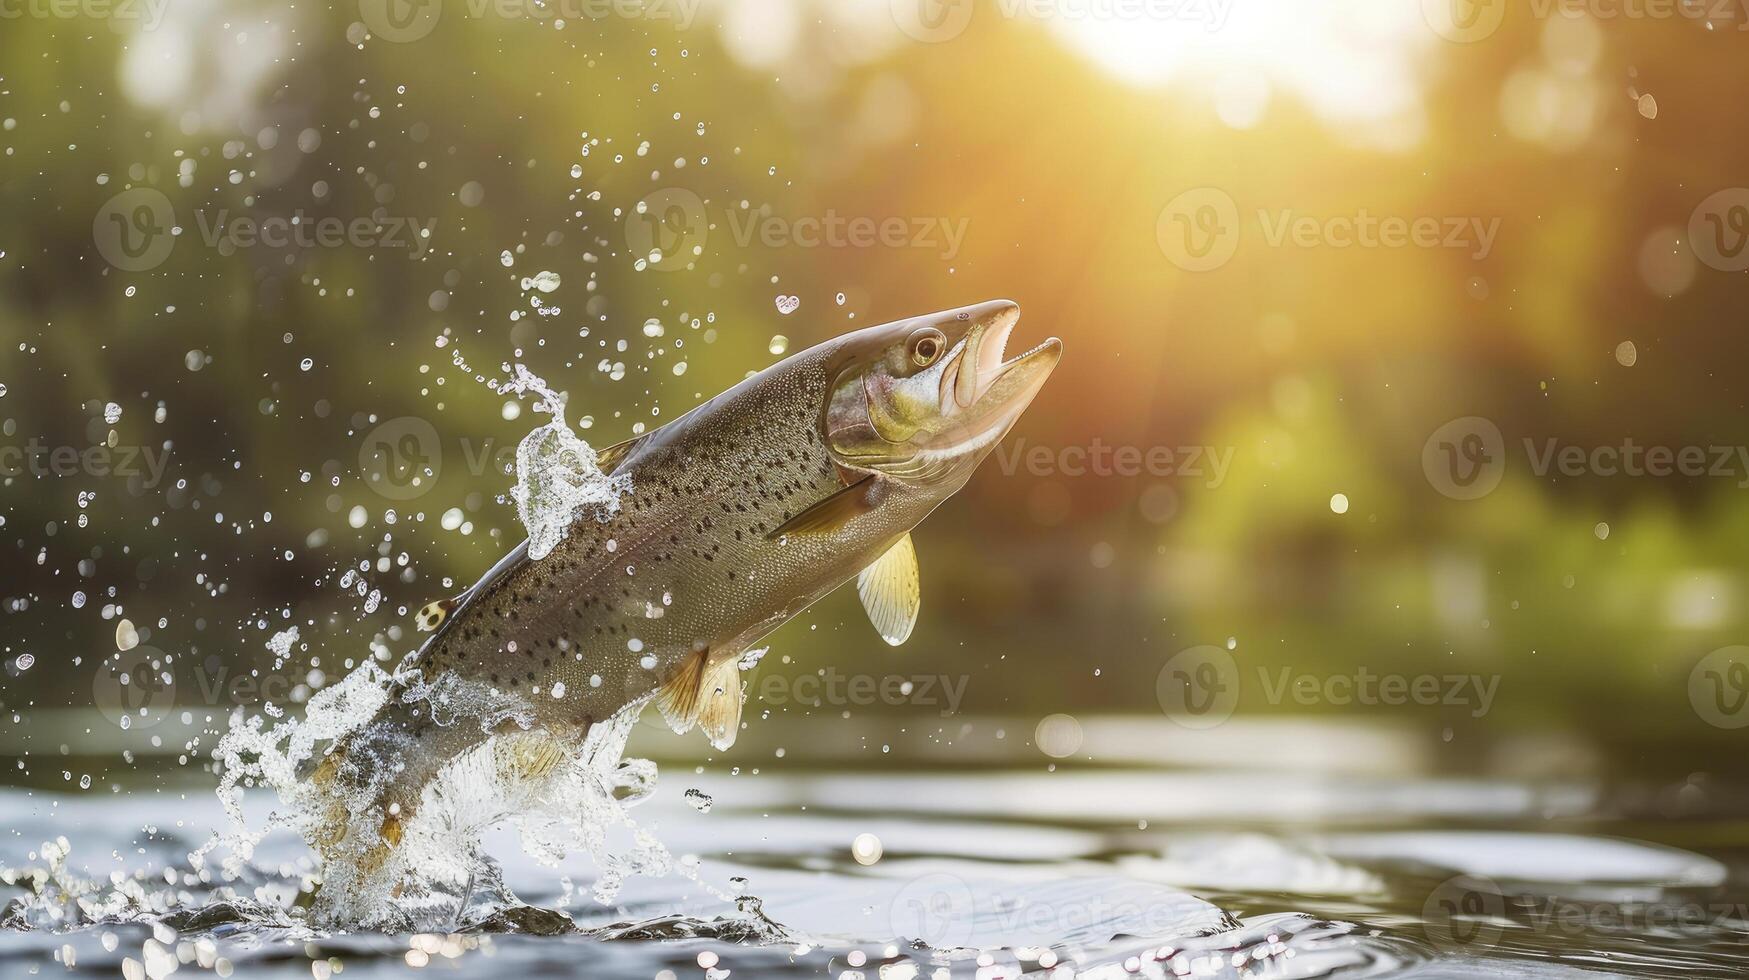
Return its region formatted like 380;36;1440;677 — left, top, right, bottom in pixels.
857;532;921;646
415;597;460;632
656;649;745;750
768;474;881;539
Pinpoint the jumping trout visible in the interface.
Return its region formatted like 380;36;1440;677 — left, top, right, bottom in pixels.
310;299;1060;879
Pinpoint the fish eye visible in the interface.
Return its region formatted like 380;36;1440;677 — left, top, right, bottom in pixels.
909;328;945;367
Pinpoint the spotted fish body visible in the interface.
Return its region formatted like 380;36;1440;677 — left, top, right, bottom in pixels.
312;299;1060;876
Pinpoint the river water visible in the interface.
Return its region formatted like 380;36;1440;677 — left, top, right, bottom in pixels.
1;714;1742;978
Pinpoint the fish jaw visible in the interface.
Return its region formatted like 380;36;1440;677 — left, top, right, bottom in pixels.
937;301;1062;457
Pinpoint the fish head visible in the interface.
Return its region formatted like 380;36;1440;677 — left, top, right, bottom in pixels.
823;299;1061;485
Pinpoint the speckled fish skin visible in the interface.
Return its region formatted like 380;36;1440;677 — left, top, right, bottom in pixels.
319;299;1060;850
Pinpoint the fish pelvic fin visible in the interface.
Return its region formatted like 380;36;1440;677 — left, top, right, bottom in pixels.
656;648;744;750
857;532;920;646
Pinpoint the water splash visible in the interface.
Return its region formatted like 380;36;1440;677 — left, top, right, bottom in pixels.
494;363;630;561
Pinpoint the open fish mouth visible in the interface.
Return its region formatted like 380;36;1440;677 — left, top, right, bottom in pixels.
944;301;1063;419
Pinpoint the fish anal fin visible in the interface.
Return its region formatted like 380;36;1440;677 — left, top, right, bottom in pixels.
768;475;880;539
697;657;744;750
415;597;460;632
858;533;920;646
655;648;744;750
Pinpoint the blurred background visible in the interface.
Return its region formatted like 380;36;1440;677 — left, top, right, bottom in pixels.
3;0;1749;794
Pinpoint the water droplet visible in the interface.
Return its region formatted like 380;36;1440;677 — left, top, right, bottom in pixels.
768;335;789;355
529;270;561;293
1615;340;1638;367
15;653;34;671
851;832;883;866
1330;493;1350;515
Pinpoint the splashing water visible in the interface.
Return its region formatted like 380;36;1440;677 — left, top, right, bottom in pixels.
495;363;631;561
187;364;656;930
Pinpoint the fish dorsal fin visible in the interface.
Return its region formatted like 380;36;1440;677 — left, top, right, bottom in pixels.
656;648;744;750
768;474;881;539
415;597;460;632
593;435;642;475
857;533;920;646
